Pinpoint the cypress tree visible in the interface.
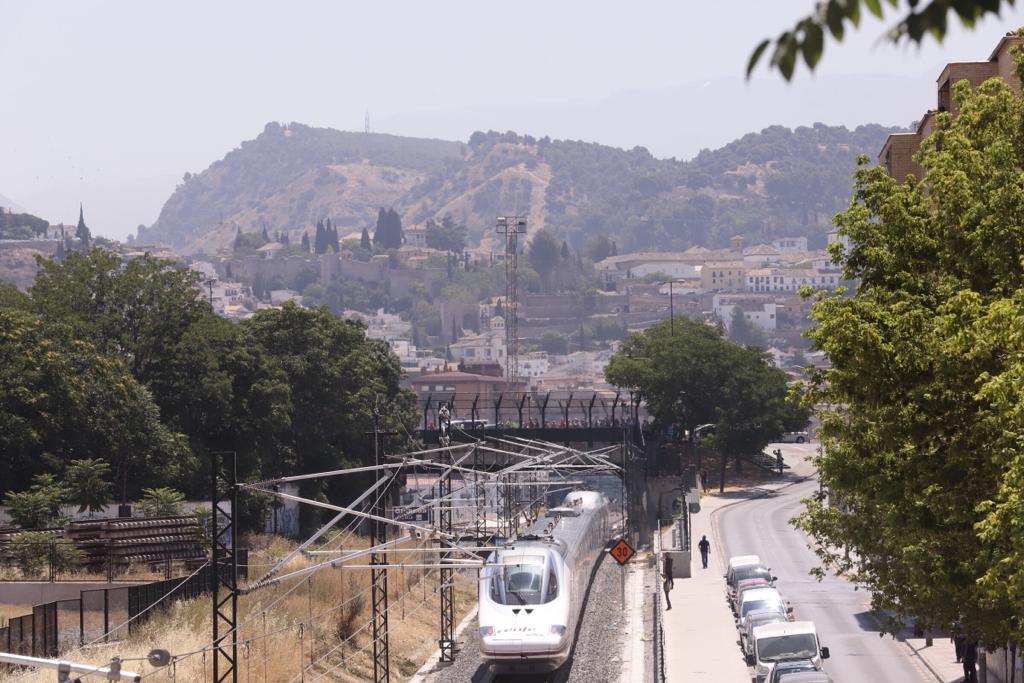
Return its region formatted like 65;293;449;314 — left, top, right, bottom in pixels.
560;240;570;260
314;220;326;254
373;208;387;247
610;241;618;256
261;224;270;242
327;218;339;253
360;227;371;251
387;209;403;249
301;232;310;252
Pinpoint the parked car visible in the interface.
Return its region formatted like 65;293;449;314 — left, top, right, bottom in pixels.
726;555;762;587
694;423;716;442
777;672;834;683
767;660;821;683
731;576;773;613
751;621;829;683
780;431;809;443
738;587;792;623
740;609;789;664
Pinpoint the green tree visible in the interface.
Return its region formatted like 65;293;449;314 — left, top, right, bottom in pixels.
425;216;467;252
301;231;310;252
242;303;418;533
139;487;186;517
0;283;30;310
539;331;569;356
584;234;615;262
0;308;189;499
360;226;372;251
752;0;1013;80
728;306;767;348
9;532;84;576
797;57;1024;644
560;240;570;260
373;208;403;249
527;229;561;293
66;458;113;514
3;474;69;529
606;318;804;485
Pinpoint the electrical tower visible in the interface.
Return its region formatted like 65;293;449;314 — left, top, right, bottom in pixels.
365;109;371;134
370;407;393;683
211;451;238;683
496;216;526;384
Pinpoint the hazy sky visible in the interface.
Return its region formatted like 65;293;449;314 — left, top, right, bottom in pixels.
2;1;1022;238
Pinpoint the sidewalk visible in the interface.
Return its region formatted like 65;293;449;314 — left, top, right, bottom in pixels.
901;633;968;683
660;493;749;682
659;444;818;682
659;444;965;683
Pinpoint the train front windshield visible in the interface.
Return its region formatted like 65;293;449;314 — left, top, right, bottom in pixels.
490;554;559;605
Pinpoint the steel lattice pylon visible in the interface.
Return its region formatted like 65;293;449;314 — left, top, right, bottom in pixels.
211;451;238;683
437;445;455;662
496;216;526;385
370;416;391;683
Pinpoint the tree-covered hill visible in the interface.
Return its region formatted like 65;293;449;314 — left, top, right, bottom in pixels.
139;121;900;254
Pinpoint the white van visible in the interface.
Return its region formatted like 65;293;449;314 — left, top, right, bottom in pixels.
751;620;830;683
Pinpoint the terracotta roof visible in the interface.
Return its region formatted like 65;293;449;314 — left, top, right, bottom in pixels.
409;371;521;384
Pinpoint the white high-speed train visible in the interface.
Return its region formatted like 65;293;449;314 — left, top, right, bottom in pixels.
478;490;610;673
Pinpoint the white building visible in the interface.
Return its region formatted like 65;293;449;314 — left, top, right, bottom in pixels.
516;352;549;379
449;316;508;368
771;236;809;253
713;294;777;333
745;268;841;293
345;308;412;342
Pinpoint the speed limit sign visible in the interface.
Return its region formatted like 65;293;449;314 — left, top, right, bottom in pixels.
609;538;636;565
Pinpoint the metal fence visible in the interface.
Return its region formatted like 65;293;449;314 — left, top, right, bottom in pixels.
0;550;247;659
653;586;667;683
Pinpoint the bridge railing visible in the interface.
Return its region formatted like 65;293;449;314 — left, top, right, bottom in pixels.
418;389;641;431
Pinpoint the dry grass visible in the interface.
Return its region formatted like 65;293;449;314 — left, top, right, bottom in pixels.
0;533;478;682
0;604;32;626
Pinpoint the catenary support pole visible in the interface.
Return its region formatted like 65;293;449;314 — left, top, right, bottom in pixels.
211;450;238;683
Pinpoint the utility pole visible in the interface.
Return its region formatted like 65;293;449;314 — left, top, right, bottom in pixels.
211;451;238;683
368;403;398;683
436;403;455;661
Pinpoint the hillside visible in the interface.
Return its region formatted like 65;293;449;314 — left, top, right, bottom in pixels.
139;122;900;254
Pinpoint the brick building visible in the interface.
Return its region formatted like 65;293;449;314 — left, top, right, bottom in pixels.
880;32;1022;182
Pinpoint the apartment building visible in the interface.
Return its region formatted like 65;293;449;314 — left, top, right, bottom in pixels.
880;32;1022;182
746;268;841;293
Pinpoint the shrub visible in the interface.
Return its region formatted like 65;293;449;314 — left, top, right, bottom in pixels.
8;532;84;577
138;487;186;517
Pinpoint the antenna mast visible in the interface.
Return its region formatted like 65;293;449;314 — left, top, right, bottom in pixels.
496;216;526;386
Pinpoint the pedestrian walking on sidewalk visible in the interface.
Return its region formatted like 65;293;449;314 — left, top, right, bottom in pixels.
698;535;711;569
699;469;708;493
662;553;674;610
775;449;784;475
951;621;965;662
962;640;978;683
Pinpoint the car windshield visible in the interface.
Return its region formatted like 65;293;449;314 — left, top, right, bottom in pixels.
742;598;784;618
749;613;786;629
757;633;819;662
735;566;772;583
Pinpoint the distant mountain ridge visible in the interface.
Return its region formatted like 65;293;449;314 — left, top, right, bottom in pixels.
139;121;901;255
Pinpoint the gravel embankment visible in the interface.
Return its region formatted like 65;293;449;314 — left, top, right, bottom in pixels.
421;552;628;683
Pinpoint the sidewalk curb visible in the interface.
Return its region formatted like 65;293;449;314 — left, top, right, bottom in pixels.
707;474;815;567
898;638;951;683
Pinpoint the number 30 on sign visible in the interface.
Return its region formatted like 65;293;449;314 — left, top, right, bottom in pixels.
609;538;635;565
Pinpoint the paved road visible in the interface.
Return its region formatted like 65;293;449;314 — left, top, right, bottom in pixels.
717;479;932;683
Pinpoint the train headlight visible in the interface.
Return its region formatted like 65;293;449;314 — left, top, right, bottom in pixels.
550;625;567;636
480;626;494;637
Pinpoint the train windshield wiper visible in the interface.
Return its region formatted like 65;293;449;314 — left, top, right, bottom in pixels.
510;590;528;605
